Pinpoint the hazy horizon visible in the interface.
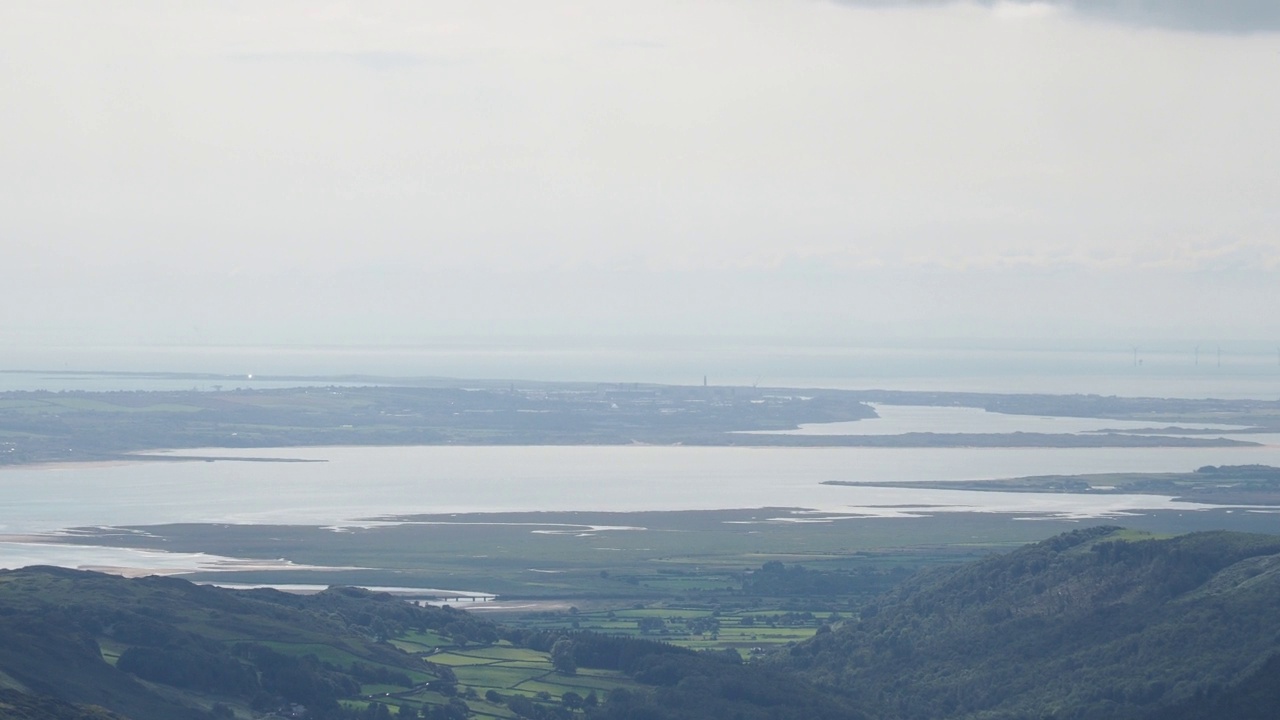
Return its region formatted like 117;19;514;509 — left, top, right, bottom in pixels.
4;337;1278;400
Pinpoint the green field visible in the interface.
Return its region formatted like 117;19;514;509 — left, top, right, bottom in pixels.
367;640;637;718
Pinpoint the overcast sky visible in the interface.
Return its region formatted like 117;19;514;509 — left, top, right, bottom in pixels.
2;0;1278;352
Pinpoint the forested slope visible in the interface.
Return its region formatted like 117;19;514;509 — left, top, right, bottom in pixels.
786;527;1280;719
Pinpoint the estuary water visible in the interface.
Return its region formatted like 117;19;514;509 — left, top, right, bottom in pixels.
3;404;1280;574
741;404;1258;436
5;440;1280;533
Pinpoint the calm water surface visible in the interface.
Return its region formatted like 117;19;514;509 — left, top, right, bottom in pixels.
4;403;1280;573
5;442;1280;536
744;404;1257;436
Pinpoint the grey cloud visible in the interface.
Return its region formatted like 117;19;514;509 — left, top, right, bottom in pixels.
1072;0;1280;33
835;0;1280;33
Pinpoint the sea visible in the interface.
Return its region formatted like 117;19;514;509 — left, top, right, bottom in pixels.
3;340;1279;398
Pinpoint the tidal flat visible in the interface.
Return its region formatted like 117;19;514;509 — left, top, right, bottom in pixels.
40;506;1280;598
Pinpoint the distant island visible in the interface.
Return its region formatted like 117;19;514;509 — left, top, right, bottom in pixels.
2;378;1277;465
825;464;1280;505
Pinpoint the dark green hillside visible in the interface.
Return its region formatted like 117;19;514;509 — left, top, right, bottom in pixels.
1151;652;1280;720
582;653;870;720
0;567;491;719
787;527;1280;720
0;612;183;720
0;687;128;719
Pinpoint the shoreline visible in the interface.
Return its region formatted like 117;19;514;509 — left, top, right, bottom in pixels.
0;432;1263;472
0;453;330;472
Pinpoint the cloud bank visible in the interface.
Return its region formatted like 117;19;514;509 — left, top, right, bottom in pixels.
1;1;1277;349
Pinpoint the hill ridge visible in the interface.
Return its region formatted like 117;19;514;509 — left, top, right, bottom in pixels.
786;528;1280;720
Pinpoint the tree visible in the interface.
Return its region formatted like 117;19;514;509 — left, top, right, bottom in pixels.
506;694;536;717
551;637;577;675
637;617;665;634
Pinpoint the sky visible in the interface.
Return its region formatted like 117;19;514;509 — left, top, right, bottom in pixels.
2;0;1278;356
